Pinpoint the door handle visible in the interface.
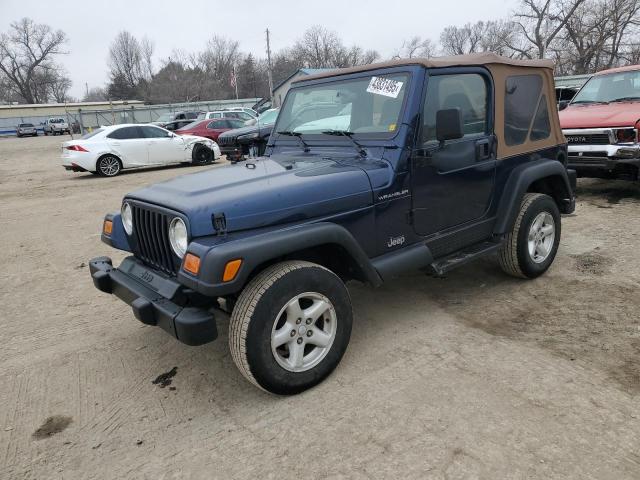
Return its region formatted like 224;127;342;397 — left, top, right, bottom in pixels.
475;139;491;161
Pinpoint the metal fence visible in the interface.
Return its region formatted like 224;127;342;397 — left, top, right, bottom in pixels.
0;98;261;136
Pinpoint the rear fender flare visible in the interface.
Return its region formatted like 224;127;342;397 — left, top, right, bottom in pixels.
494;158;574;235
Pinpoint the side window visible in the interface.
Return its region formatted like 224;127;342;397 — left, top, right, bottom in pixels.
207;120;222;129
141;126;170;138
229;120;245;128
107;126;141;140
421;73;488;144
504;75;543;145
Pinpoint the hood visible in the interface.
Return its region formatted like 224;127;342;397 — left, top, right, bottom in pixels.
126;152;384;237
218;123;274;140
560;102;640;129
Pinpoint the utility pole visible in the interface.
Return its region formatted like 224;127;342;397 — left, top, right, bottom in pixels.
85;82;89;99
265;28;274;105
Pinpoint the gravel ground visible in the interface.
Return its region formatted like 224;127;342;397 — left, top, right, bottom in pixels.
0;134;639;479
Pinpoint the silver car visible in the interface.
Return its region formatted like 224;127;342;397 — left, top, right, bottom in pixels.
16;123;37;137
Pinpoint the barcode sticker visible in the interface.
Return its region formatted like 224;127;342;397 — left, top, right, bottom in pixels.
366;77;403;98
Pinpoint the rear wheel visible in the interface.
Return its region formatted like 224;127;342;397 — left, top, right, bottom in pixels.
96;155;122;177
498;193;561;279
229;261;352;395
192;144;214;165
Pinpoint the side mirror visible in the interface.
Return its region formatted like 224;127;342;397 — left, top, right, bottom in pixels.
436;108;464;143
558;100;570;111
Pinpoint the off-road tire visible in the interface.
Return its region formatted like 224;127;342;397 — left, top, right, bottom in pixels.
498;193;561;279
96;155;122;177
192;144;214;165
229;260;352;395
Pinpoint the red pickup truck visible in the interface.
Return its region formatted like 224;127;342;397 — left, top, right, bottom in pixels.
559;64;640;181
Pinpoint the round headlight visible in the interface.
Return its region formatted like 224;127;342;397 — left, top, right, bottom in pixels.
121;202;133;235
169;217;188;258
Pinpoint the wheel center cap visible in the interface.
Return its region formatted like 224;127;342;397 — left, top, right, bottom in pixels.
298;325;307;335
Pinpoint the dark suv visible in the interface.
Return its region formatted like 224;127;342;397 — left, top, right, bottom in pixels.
90;53;575;395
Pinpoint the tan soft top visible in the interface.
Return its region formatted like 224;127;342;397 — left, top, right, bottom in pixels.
294;52;562;160
295;53;554;83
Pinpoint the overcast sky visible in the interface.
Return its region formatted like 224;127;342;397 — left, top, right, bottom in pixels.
2;0;518;99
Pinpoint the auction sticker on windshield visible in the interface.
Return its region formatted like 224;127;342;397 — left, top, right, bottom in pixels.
367;77;403;98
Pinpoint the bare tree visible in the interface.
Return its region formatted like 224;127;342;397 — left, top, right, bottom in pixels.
440;23;486;55
82;86;108;102
513;0;588;59
393;36;436;59
140;37;154;81
0;18;68;104
48;72;72;102
108;31;144;89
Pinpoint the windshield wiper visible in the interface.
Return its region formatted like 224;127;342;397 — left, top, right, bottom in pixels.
571;100;608;105
610;96;640;103
322;130;367;157
277;131;310;152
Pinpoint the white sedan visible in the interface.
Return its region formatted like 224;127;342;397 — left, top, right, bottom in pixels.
61;124;221;177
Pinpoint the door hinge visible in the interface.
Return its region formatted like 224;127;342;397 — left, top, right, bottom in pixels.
406;210;414;225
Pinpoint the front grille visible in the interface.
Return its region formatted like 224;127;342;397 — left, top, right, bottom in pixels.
217;135;237;146
131;205;177;275
565;134;610;145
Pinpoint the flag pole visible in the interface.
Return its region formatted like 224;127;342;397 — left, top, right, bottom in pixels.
233;64;239;100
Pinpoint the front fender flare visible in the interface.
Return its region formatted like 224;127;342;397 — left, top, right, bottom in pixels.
177;222;382;297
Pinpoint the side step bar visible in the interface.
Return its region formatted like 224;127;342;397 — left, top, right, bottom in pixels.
429;240;503;276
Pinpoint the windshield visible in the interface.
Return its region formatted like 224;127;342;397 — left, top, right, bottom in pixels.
50;118;65;123
274;73;409;137
571;70;640;104
177;120;201;131
257;109;279;125
19;123;33;127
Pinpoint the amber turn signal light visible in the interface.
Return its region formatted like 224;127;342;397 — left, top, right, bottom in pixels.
103;220;113;235
222;259;242;282
183;253;201;275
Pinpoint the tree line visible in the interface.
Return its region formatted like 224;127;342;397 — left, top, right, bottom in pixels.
1;0;639;105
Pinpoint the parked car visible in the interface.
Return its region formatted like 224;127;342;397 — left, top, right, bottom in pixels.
61;124;220;177
197;110;255;123
217;108;279;161
559;64;640;181
175;118;245;141
162;119;195;131
16;123;37;137
89;53;575;395
223;107;259;118
43;117;70;135
152;111;201;126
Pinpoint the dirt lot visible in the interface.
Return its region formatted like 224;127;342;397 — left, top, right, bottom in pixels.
1;134;639;479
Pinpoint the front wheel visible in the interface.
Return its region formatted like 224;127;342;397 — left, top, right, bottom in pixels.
498;193;561;279
192;144;214;165
229;261;353;395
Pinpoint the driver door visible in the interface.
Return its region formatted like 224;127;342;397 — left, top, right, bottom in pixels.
411;70;496;237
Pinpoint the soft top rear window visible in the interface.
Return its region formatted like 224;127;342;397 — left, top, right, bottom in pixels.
504;74;545;146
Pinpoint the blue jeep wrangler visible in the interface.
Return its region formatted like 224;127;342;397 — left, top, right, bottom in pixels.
90;53;576;395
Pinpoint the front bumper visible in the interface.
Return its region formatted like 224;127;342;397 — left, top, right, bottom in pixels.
563;128;640;171
89;256;217;346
